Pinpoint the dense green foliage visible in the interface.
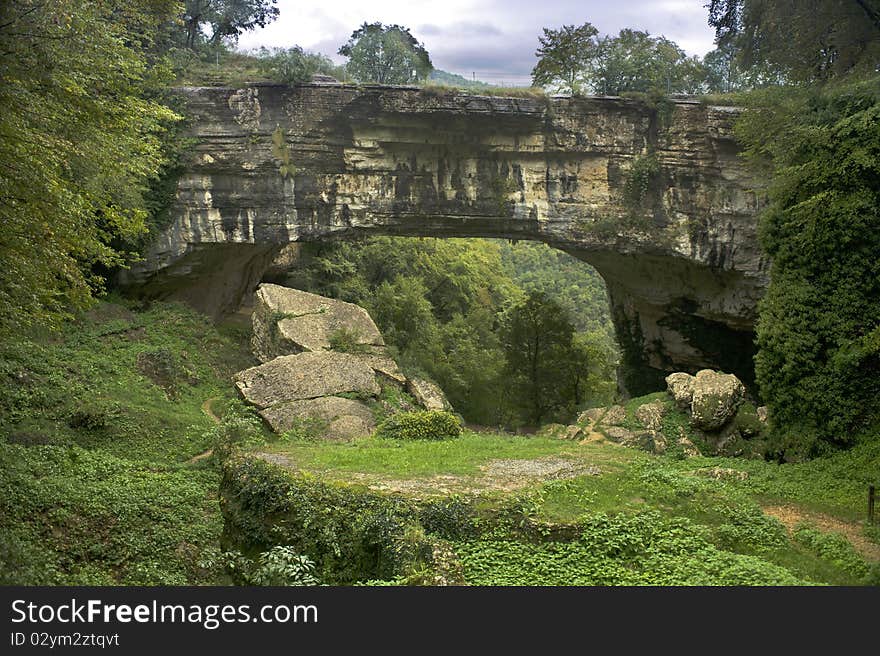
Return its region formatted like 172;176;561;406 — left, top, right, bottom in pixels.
735;80;880;457
279;237;616;428
0;0;179;334
0;300;262;584
708;0;880;83
180;0;278;50
531;23;706;94
531;23;602;95
499;293;593;425
221;456;434;584
338;22;433;85
455;512;806;585
253;46;345;84
376;411;463;441
0;444;222;585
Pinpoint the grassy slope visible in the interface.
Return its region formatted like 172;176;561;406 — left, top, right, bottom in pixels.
0;299;259;584
265;398;880;586
1;298;877;585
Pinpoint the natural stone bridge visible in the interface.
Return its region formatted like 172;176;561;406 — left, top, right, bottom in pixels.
122;83;768;395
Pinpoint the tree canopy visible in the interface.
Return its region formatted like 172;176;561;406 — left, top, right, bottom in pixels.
708;0;880;82
531;24;707;95
0;0;179;334
531;23;602;95
338;22;433;84
737;81;880;457
181;0;279;50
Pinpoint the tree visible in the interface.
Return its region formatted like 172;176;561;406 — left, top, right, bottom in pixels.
0;0;179;335
500;293;582;425
530;23;601;95
707;0;880;82
531;26;708;95
181;0;279;50
255;46;344;84
338;22;432;84
593;29;705;95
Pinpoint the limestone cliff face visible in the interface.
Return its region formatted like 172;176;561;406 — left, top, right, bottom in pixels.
120;83;767;394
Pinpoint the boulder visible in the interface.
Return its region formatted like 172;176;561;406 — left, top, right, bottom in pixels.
689;369;745;431
757;406;769;424
406;377;452;412
356;353;407;386
676;433;702;457
260;397;376;440
617;429;665;454
601;405;627;426
234;351;380;409
635;401;666;431
577;407;605;425
665;372;695;409
602;426;637;443
251;283;385;363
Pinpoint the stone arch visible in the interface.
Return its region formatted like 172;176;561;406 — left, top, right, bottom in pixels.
120;84;767;394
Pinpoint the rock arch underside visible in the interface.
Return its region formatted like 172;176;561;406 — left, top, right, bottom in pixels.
120;83;769;396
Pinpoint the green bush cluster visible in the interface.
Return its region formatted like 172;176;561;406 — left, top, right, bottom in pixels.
454;511;808;586
328;327;372;354
793;525;870;581
220;455;435;584
736;81;880;457
375;410;462;441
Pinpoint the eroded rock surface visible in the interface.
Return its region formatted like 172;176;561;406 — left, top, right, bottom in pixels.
260;396;376;439
252;283;385;362
120;84;767;391
236;285;449;439
234;351;380;409
406;377;452;412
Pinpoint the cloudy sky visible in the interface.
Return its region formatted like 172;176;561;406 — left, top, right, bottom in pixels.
237;0;718;86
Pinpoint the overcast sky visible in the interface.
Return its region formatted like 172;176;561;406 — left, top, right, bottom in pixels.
236;0;718;86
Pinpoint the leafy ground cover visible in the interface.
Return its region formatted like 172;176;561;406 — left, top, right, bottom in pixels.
2;299;877;586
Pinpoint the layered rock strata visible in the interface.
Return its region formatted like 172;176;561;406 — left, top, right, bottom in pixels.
121;84;767;393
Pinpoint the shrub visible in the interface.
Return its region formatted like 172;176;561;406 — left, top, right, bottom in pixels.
375;410;462;441
328;327;371;354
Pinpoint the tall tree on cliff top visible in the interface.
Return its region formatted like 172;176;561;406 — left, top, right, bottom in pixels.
531;23;602;95
593;29;706;95
532;24;706;94
708;0;880;82
181;0;279;50
0;0;179;333
338;23;433;84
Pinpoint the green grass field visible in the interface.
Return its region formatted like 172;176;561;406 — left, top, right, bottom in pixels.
1;299;878;586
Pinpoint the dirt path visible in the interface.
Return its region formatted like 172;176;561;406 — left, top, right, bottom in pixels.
186;397;222;464
762;503;880;563
255;452;601;496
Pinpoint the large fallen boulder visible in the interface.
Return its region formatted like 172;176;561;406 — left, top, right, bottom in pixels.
260;397;376;440
406;377;452;412
665;372;695;409
635;401;666;431
664;369;745;432
251;283;385;363
237;284;453;439
234;351;381;409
